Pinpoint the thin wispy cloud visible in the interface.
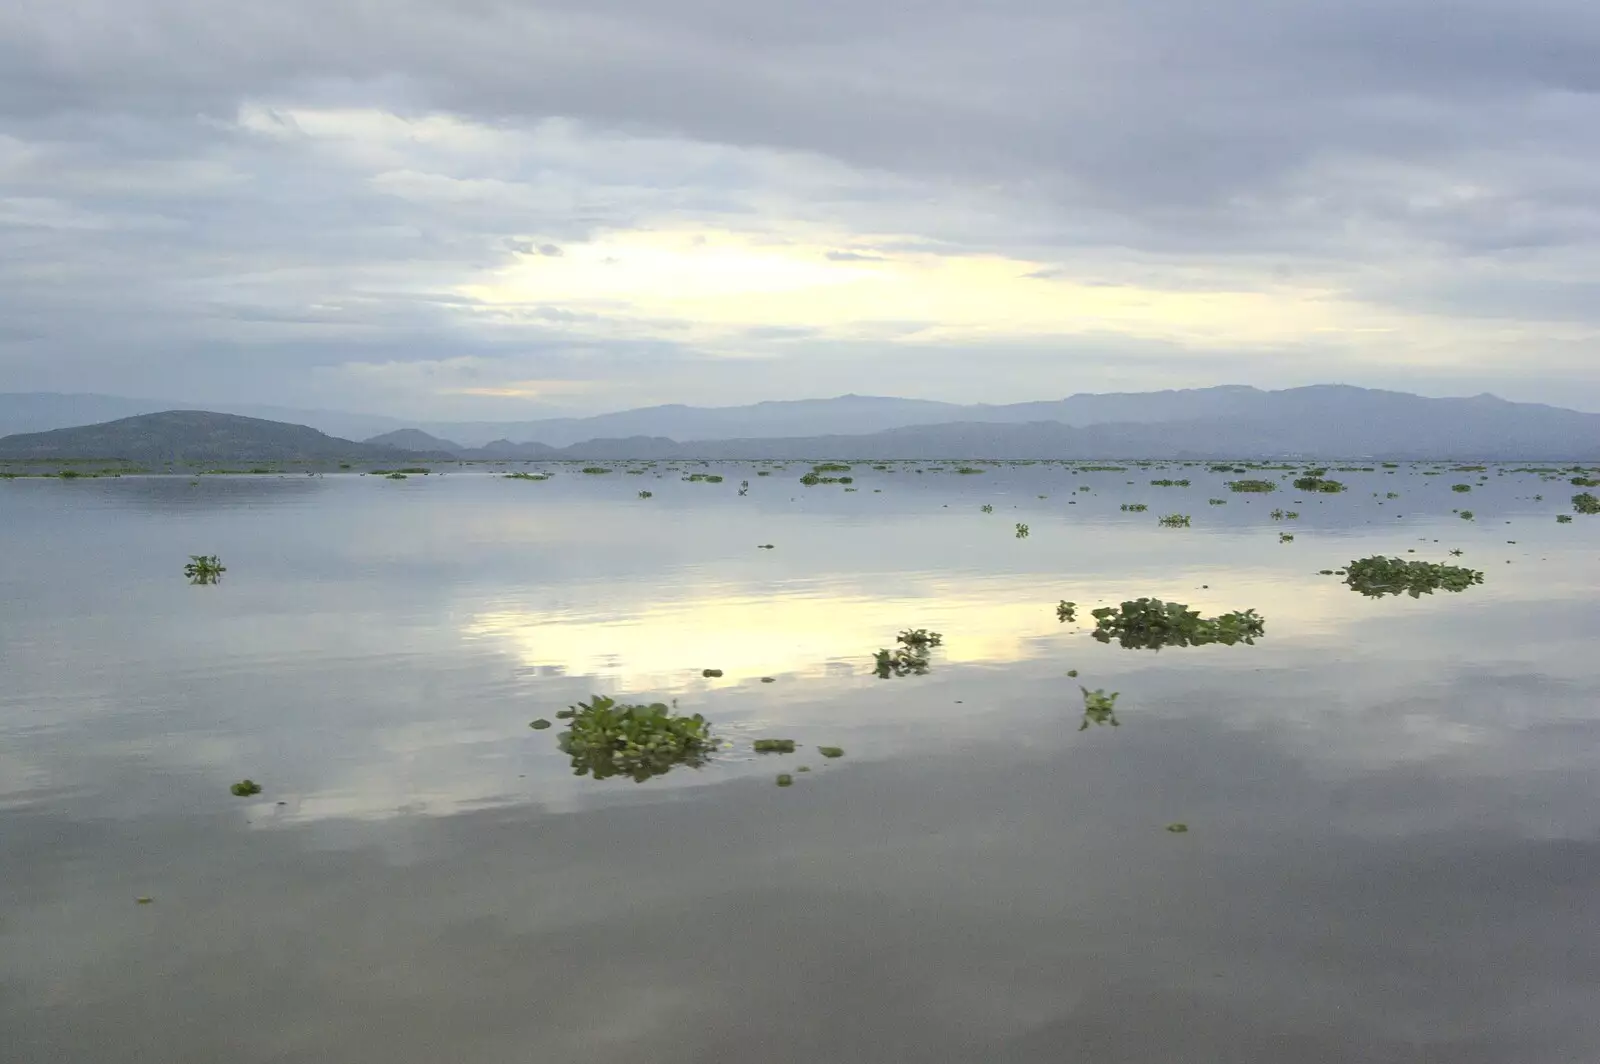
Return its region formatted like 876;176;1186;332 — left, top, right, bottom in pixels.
2;0;1598;415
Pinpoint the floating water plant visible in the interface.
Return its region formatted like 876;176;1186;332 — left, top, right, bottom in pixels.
776;773;794;787
1166;823;1189;833
1292;476;1346;493
580;467;612;475
529;718;552;730
638;490;652;498
1015;523;1030;538
1279;532;1294;542
1458;510;1474;520
385;472;408;479
1557;514;1573;523
1157;514;1191;527
505;472;549;481
1338;556;1484;598
873;628;945;677
956;467;984;474
1451;483;1472;493
553;695;715;781
183;555;225;583
1091;599;1265;649
1121;503;1148;512
818;746;845;758
1573;492;1600;515
682;473;723;483
702;668;724;678
1227;479;1278;493
1208;498;1227;505
230;779;262;797
1150;478;1190;487
1079;687;1120;730
754;738;797;753
1057;600;1077;623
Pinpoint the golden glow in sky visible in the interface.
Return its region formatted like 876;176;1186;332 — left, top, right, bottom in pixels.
459;226;1406;350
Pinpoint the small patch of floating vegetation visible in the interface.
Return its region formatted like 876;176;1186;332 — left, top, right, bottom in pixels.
638;490;652;498
955;467;984;474
754;738;796;753
682;473;723;483
1121;503;1148;512
1451;483;1473;493
385;472;408;479
1079;687;1120;730
1149;478;1190;487
580;467;612;475
184;555;225;583
1338;556;1484;598
1015;523;1030;538
818;746;845;758
553;695;715;781
505;472;549;481
1293;476;1346;492
1091;599;1265;650
873;628;944;677
1227;479;1278;493
1057;600;1077;623
1157;513;1191;527
981;504;994;513
1557;514;1573;523
229;779;262;797
1573;492;1600;515
1279;532;1295;542
1571;476;1600;488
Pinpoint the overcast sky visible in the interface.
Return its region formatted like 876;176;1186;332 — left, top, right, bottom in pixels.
3;0;1599;417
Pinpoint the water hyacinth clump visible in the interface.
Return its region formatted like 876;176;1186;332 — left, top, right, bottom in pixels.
1090;599;1265;650
229;779;262;797
873;628;944;677
1015;523;1030;538
1227;479;1278;493
184;555;226;583
1057;600;1077;623
1079;687;1120;730
1120;503;1148;512
1573;492;1600;515
553;695;715;781
753;739;797;753
505;472;549;481
1339;556;1484;598
1157;514;1191;527
1293;476;1346;493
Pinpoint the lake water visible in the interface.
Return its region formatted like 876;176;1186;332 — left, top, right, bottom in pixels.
4;462;1599;1062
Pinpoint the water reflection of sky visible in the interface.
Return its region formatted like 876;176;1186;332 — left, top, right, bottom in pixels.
5;467;1600;1061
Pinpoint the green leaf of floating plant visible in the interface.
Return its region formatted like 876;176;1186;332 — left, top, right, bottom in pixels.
775;774;794;787
753;739;797;753
817;746;845;758
229;779;262;797
1166;823;1189;833
529;719;552;730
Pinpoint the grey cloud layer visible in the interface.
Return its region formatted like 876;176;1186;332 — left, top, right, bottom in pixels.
1;0;1598;412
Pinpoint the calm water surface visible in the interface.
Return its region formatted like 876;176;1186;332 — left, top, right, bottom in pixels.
3;463;1599;1062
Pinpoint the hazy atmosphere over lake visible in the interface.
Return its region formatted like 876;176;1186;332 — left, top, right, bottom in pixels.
3;0;1600;416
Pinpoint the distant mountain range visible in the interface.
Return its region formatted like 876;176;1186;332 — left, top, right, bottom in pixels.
0;411;447;464
1;386;1598;461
